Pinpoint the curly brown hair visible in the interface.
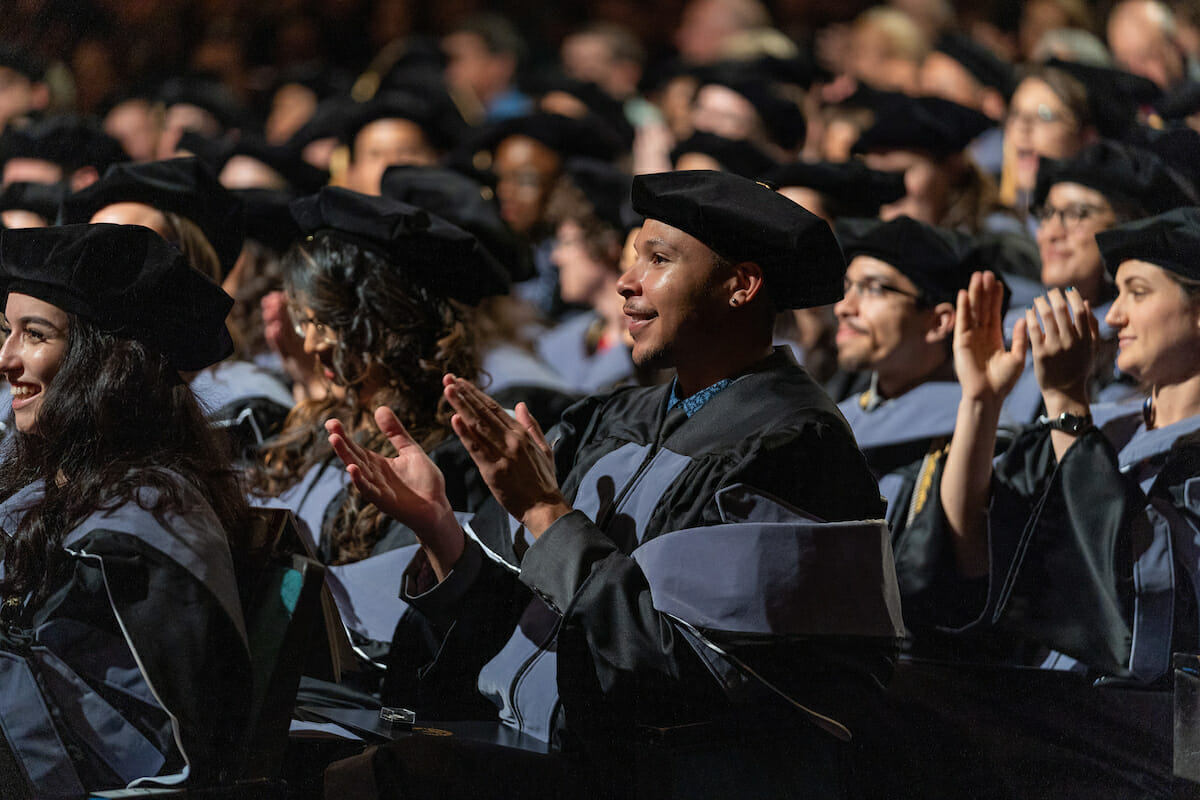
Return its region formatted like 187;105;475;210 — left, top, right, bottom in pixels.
253;231;480;564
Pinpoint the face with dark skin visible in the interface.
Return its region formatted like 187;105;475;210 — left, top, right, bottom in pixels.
617;219;744;384
493;134;561;236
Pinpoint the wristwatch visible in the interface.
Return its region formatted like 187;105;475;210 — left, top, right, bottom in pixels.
1037;411;1094;434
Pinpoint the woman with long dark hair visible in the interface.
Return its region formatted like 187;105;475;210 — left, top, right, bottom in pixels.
0;223;252;792
253;188;508;677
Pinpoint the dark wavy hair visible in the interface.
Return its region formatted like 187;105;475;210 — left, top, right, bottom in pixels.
0;315;251;602
254;231;480;564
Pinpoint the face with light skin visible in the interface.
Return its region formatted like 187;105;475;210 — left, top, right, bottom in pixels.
919;51;982;111
617;218;739;373
104;98;161;163
674;151;723;172
1105;259;1200;386
2;158;62;187
1108;0;1185;90
552;220;616;305
691;84;761;142
864;149;949;226
219;154;287;190
0;292;69;433
0;209;48;229
89;203;172;239
1004;77;1082;194
347;118;438;196
834;255;953;393
1035;182;1116;305
777;186;830;224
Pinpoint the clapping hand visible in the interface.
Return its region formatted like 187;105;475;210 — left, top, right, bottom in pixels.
954;271;1028;406
442;375;572;538
326;408;463;577
1028;287;1097;410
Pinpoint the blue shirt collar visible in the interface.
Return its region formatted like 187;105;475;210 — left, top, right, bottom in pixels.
667;378;733;418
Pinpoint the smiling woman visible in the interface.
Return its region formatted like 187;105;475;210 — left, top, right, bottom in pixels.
0;224;252;792
925;208;1200;684
0;293;68;433
251;188;511;691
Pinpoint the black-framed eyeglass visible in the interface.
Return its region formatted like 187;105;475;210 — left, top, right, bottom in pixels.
842;277;923;302
1032;202;1110;228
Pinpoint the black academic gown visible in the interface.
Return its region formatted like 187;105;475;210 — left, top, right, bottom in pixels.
0;480;251;796
979;407;1200;681
380;349;901;795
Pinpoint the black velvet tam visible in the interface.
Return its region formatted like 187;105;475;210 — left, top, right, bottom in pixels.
380;163;533;282
0;182;64;224
0;115;128;175
631;170;845;309
934;33;1016;97
289;186;510;305
836;216;971;305
1034;140;1198;217
61;156;245;277
0;223;233;370
339;90;469;152
463;112;626;166
670;132;778;180
562;157;634;233
851;95;993;157
761;160;906;218
1097;206;1200;281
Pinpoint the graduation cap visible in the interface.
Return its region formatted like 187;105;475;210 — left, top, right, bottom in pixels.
562;157;634;233
527;74;633;133
1119;124;1200;201
670;131;778;180
230;187;304;255
178;130;329;193
851;95;994;157
760;160;906;218
270;62;354;104
631;170;845;309
696;65;808;150
1155;81;1200;121
61;156;245;277
379;163;533;282
0;181;64;224
1033;139;1198;217
338;90;469;153
0;43;46;82
457;112;626;173
933;33;1016;98
285;94;359;149
0;115;128;176
155;74;248;131
836;216;972;305
1097;206;1200;281
1044;58;1162;139
369;34;450;99
0;223;233;369
289;187;510;305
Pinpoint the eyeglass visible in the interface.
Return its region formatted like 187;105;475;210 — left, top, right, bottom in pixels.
1033;202;1110;229
842;277;923;302
1006;103;1074;129
289;307;336;345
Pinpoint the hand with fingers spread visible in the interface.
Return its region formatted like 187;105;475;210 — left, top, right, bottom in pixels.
442;374;572;538
1027;287;1098;411
943;271;1028;578
954;271;1028;406
326;407;464;578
